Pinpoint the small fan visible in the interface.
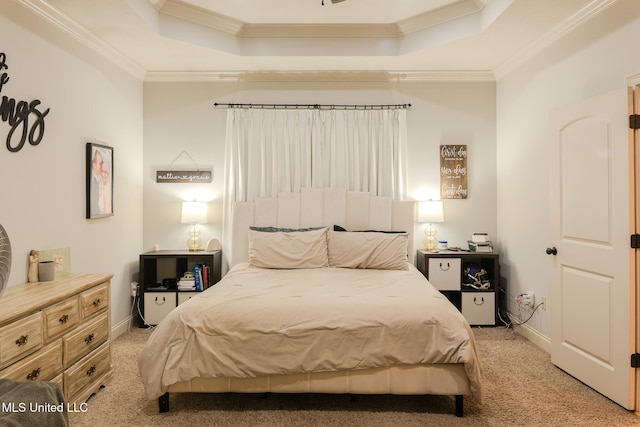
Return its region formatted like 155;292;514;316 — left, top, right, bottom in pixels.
0;224;11;298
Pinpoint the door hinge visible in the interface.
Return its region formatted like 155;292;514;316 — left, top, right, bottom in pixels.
630;114;640;130
632;353;640;368
631;234;640;249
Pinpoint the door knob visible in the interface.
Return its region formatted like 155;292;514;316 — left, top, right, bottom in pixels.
546;247;557;255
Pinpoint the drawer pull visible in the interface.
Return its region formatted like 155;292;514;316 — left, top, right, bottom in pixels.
84;333;95;345
473;296;485;306
15;335;29;347
26;367;41;381
92;298;102;307
439;262;450;271
86;365;97;377
155;296;166;305
59;314;69;324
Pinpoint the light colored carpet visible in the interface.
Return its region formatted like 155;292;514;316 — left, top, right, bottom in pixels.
68;326;639;427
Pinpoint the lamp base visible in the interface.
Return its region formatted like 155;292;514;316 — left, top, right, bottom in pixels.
187;224;203;252
423;224;438;251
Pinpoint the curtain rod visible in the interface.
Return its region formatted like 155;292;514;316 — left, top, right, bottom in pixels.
213;103;411;110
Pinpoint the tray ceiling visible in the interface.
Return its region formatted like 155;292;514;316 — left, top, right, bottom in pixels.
17;0;618;81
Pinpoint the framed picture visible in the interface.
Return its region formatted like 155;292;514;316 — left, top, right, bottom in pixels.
86;142;114;219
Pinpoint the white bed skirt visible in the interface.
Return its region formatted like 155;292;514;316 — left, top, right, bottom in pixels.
167;363;470;396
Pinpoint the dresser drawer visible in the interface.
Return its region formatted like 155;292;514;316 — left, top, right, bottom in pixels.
43;297;80;342
0;312;43;369
80;283;109;319
461;292;495;325
64;341;110;401
0;340;62;382
427;258;461;291
63;313;109;368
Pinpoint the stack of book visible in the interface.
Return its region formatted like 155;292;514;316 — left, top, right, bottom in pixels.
177;275;196;291
177;265;211;292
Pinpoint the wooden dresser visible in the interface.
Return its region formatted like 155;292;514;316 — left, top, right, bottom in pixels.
0;273;113;404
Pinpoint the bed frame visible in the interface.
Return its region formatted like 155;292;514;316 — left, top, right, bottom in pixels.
158;188;470;416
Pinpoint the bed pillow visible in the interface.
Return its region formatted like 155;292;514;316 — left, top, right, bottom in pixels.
333;225;406;234
251;226;326;233
328;230;409;270
248;227;329;269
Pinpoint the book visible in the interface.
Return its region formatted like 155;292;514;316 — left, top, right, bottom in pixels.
178;275;195;290
194;265;201;291
203;265;210;289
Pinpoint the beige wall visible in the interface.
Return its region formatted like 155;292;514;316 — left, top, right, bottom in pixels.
142;80;497;269
0;3;144;329
496;0;640;340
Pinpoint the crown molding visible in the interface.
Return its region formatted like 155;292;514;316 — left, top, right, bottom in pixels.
397;0;483;34
159;0;243;34
144;70;496;83
158;0;486;38
18;0;146;80
493;0;619;80
144;71;240;82
239;23;401;39
399;70;495;82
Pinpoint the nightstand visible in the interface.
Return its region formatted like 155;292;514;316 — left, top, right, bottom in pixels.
138;250;222;327
416;249;499;326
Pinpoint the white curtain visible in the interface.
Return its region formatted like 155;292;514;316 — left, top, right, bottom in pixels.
221;107;408;266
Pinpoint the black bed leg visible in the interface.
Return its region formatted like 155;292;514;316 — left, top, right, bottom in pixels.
159;392;170;413
455;395;463;417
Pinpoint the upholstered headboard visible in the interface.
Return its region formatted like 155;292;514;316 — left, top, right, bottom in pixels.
231;188;415;268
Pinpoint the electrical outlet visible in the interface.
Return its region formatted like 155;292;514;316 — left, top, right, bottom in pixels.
522;291;534;308
516;291;535;309
130;281;138;297
541;297;546;311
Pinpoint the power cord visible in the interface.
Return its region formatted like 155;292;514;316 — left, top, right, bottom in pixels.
127;285;154;331
136;294;154;330
497;287;544;335
509;302;544;326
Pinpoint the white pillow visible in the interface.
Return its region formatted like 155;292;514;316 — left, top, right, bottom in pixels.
248;227;329;269
328;231;409;270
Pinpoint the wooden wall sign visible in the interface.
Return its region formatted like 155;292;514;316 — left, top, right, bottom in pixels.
157;150;212;183
440;144;468;199
0;52;50;153
156;170;212;183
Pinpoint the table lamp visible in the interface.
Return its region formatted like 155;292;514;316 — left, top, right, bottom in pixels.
181;201;208;251
418;200;444;251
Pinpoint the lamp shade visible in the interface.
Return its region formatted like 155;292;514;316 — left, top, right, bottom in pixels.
181;201;208;224
418;200;444;223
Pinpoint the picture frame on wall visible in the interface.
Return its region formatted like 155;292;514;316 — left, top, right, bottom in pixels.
86;142;114;219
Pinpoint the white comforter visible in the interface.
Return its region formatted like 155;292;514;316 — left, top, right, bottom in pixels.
138;263;482;402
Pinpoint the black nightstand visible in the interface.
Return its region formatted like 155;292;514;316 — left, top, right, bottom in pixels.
138;250;222;326
416;249;499;326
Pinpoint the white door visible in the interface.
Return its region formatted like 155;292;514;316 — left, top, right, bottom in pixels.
549;88;635;409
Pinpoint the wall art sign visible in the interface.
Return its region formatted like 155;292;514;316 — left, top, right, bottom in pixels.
0;52;50;153
156;170;212;183
440;144;468;199
86;142;114;219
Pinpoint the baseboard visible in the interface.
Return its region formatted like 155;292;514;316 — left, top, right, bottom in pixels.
507;313;551;354
112;315;132;339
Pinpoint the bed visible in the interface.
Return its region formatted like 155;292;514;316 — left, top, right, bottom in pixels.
138;188;482;417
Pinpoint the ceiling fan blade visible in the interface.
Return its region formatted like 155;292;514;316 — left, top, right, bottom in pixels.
331;0;347;3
